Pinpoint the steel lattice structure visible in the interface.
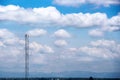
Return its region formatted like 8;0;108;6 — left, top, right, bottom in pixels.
25;34;29;79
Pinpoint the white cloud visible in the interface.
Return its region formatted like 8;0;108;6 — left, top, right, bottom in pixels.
88;0;120;7
29;42;43;53
60;12;108;27
0;5;20;12
0;29;15;39
102;14;120;32
79;46;112;59
54;40;68;47
0;29;25;71
89;29;104;37
54;29;71;38
0;5;120;36
79;39;120;59
0;5;119;28
88;13;120;37
31;54;47;64
53;0;86;7
0;5;61;25
102;26;120;32
108;14;120;26
53;0;120;7
0;29;24;56
0;5;120;72
43;45;54;53
27;29;47;37
30;42;54;53
59;39;120;60
0;29;23;45
90;39;116;47
0;41;5;47
0;5;119;39
68;48;78;52
0;28;55;72
0;30;120;72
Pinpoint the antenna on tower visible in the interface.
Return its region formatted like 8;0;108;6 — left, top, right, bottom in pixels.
25;34;29;79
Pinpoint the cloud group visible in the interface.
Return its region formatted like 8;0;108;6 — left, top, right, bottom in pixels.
68;39;120;59
53;0;120;7
0;5;119;37
0;4;120;73
79;39;120;59
0;28;120;72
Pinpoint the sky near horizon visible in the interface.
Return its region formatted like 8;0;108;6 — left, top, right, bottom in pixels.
0;0;120;74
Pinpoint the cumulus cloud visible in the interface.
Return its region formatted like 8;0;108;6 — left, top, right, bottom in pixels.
27;29;47;37
0;41;5;47
30;42;54;53
89;29;104;37
0;29;54;71
0;29;25;71
0;29;120;72
0;5;61;25
53;0;86;7
0;29;15;39
102;26;120;32
0;5;119;30
0;5;120;38
0;5;120;73
0;29;24;54
90;39;115;46
88;13;120;37
60;12;108;27
68;48;78;52
54;40;68;47
79;39;120;59
60;39;120;60
108;14;120;26
88;0;120;7
53;29;71;38
53;39;120;65
0;29;23;45
53;0;120;7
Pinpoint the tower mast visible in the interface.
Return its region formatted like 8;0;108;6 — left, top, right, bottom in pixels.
25;34;29;79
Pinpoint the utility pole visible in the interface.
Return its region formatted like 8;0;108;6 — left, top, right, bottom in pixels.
25;34;29;79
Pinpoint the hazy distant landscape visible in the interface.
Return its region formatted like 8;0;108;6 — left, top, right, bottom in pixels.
0;78;120;80
0;71;120;78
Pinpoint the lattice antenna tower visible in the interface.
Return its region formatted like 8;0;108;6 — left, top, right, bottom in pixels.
25;34;29;79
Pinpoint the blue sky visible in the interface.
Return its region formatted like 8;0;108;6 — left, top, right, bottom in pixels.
0;0;120;17
0;0;120;77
